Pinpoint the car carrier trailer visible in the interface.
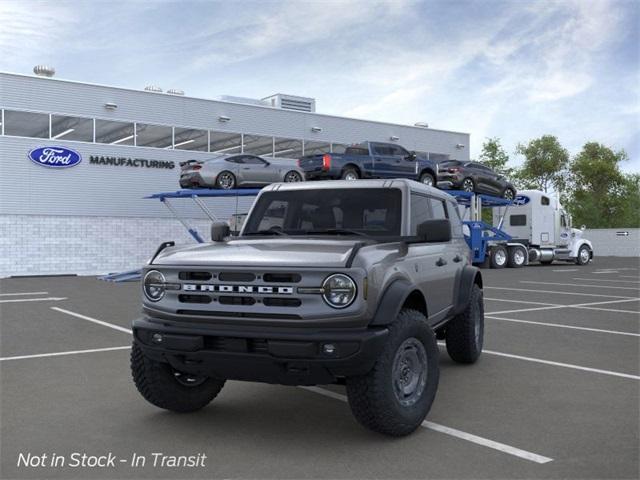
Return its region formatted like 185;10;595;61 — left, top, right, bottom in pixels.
447;189;593;268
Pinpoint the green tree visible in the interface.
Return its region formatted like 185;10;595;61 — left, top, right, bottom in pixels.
516;135;569;193
479;137;512;176
565;142;638;228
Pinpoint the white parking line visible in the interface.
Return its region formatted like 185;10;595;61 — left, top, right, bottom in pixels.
0;297;67;304
300;386;553;464
552;269;579;272
485;286;637;299
51;307;132;334
485;297;560;307
0;291;49;296
573;278;640;284
520;281;640;291
620;275;640;279
486;297;640;316
0;346;131;362
482;349;640;381
486;316;640;337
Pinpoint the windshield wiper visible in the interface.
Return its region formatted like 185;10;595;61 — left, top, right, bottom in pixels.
304;228;370;237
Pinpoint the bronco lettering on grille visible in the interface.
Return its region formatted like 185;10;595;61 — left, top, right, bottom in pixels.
182;284;294;295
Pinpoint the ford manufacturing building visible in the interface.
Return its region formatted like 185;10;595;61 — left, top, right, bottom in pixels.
0;69;470;278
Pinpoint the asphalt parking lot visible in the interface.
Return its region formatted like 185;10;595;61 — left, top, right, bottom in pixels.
1;256;638;479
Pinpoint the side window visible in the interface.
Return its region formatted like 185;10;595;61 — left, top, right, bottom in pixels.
430;198;448;220
243;156;266;165
447;201;464;238
541;196;550;206
510;215;527;226
226;156;242;164
391;145;410;157
410;194;432;235
373;144;392;155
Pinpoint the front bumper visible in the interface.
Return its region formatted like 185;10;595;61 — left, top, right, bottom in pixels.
133;316;388;385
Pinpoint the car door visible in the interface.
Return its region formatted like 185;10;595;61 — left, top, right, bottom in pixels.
468;163;493;194
479;164;503;195
409;194;457;320
390;144;418;179
238;155;272;185
371;143;396;178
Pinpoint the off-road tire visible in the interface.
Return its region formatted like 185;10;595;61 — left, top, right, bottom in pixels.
131;342;225;413
507;245;526;268
445;284;484;363
341;167;360;180
419;172;435;187
490;245;508;269
345;309;439;436
576;245;591;265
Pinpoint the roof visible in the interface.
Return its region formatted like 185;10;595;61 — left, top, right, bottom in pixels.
0;71;470;137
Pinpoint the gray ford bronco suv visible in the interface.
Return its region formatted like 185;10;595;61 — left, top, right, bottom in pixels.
131;179;484;436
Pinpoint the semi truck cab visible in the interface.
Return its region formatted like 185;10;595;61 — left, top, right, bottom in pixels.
493;190;593;265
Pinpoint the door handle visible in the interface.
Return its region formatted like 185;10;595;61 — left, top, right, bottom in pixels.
242;167;251;170
453;255;463;263
436;257;447;267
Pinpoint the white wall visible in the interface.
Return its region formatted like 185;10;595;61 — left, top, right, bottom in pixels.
0;215;215;278
584;228;640;257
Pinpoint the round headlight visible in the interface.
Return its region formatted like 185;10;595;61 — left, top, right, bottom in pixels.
322;274;357;309
143;270;166;302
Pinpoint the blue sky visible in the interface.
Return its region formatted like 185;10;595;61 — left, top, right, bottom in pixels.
1;0;638;171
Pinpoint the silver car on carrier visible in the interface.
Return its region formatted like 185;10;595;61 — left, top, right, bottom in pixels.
180;154;305;189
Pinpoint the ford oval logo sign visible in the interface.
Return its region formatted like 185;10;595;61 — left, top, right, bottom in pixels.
513;195;530;206
28;146;82;168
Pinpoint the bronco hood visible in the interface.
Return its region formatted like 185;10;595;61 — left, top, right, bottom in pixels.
152;238;361;268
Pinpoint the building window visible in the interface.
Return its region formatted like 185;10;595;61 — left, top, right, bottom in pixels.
3;110;49;138
210;131;242;154
51;114;93;142
303;141;331;156
243;134;273;156
135;123;173;148
273;137;303;159
173;127;208;151
95;119;135;145
429;153;450;163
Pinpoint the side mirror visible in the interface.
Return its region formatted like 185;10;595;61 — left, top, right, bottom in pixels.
417;219;451;243
581;224;586;231
407;151;417;161
211;222;230;242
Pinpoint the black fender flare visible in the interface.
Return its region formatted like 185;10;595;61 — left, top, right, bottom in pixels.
370;279;416;326
453;265;482;315
419;167;437;180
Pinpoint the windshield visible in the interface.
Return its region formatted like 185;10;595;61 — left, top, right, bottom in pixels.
243;188;402;237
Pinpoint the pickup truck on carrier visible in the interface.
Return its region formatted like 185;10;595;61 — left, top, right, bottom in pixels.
298;141;440;187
